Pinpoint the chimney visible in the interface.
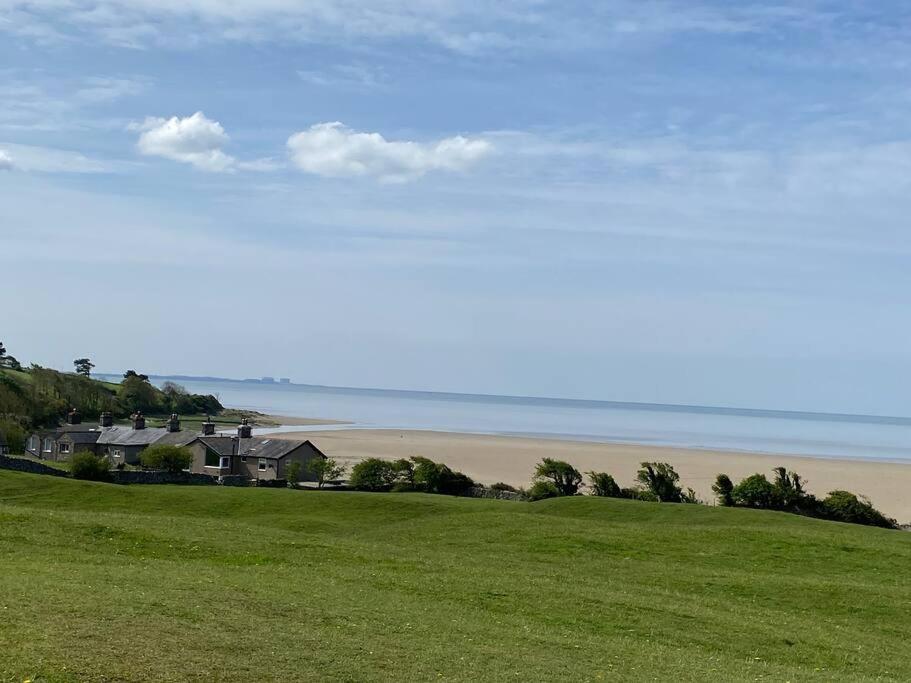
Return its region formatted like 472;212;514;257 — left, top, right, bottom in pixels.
100;411;114;428
66;408;81;425
201;416;216;436
131;412;146;430
237;418;252;439
167;413;181;433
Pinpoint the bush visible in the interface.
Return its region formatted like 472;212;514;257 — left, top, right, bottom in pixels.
70;453;111;481
534;458;583;496
0;417;27;454
349;458;399;491
772;467;807;508
732;473;780;509
621;487;657;502
636;462;683;502
491;482;518;492
412;456;475;495
588;471;622;497
140;445;192;473
712;474;734;506
285;461;302;487
528;480;560;501
821;490;897;529
307;457;347;488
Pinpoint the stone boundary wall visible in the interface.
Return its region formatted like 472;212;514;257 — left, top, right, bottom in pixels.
0;454;69;478
219;475;250;487
109;470;217;485
465;486;527;502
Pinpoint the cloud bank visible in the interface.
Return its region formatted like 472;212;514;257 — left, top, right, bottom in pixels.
0;150;13;170
287;122;491;181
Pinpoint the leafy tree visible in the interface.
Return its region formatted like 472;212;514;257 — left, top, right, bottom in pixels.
821;491;897;529
140;445;192;472
534;458;583;496
410;456;474;495
527;480;560;501
772;467;806;508
307;457;348;488
391;458;415;487
636;462;683;502
285;461;302;487
680;487;701;504
588;471;622;497
349;458;399;491
119;375;161;413
73;358;95;377
0;417;26;453
490;482;518;492
731;473;780;509
123;369;150;382
70;453;111;481
712;473;735;506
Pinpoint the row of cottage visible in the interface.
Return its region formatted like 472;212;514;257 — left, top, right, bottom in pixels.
25;410;326;482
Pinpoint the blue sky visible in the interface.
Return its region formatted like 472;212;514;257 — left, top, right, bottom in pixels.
2;1;910;414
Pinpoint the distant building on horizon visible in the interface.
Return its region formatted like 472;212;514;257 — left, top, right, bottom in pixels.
261;376;275;383
279;377;291;384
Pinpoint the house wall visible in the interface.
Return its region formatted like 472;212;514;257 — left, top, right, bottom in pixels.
277;444;325;482
187;441;233;477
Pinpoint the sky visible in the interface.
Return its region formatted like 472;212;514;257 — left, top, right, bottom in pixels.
1;1;911;415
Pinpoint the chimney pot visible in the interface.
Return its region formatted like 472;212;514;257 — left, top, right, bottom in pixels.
100;411;113;428
131;412;146;430
237;418;252;439
167;413;181;433
66;408;81;425
201;415;216;436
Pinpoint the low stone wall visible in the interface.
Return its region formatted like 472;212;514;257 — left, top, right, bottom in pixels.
465;486;527;502
0;454;70;478
255;478;288;488
109;470;217;486
218;475;250;487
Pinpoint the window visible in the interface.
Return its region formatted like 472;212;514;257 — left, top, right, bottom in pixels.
28;436;37;451
112;448;123;459
59;443;71;454
258;458;267;471
241;456;247;463
42;438;53;453
205;449;221;468
220;456;231;469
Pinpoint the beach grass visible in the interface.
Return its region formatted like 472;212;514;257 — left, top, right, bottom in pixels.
0;470;909;682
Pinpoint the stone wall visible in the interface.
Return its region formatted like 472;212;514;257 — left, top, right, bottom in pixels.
109;470;217;486
465;486;527;502
218;475;250;487
0;454;69;478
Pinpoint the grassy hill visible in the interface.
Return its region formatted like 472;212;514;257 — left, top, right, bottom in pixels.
1;471;909;682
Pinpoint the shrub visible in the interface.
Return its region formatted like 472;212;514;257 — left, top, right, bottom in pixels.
772;467;807;508
285;462;302;487
0;417;27;454
635;462;683;502
528;480;560;501
588;471;622;497
140;445;192;473
412;456;475;495
534;458;583;496
349;458;399;491
732;473;780;509
680;487;701;504
712;474;734;506
621;487;657;502
821;491;897;529
490;482;518;492
307;457;347;488
70;453;111;481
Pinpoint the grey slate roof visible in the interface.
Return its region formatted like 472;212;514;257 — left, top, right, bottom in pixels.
59;431;102;445
238;437;325;461
198;437;238;456
96;426;170;446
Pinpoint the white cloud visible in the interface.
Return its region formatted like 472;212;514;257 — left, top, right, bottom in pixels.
132;111;236;172
0;150;12;170
0;143;113;173
287;122;491;182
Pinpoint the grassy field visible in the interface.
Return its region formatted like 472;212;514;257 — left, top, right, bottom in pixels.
0;471;909;682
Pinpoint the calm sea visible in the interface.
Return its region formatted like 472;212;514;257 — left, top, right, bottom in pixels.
130;377;911;463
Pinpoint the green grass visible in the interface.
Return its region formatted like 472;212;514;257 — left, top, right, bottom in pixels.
0;471;909;682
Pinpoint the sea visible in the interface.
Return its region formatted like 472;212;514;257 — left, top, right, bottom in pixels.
113;376;911;463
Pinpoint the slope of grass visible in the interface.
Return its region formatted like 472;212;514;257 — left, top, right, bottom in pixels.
0;471;909;682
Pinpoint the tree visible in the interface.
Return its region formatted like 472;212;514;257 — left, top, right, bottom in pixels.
349;458;398;491
534;458;583;496
588;471;622;497
527;480;560;501
123;369;150;382
73;358;95;377
285;461;302;487
140;445;192;472
119;374;161;413
70;453;111;481
712;473;735;506
821;490;897;529
307;457;347;488
410;456;474;495
731;473;779;509
636;462;683;502
772;467;806;508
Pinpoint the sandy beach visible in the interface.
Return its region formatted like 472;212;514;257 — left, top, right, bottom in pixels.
270;428;911;523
